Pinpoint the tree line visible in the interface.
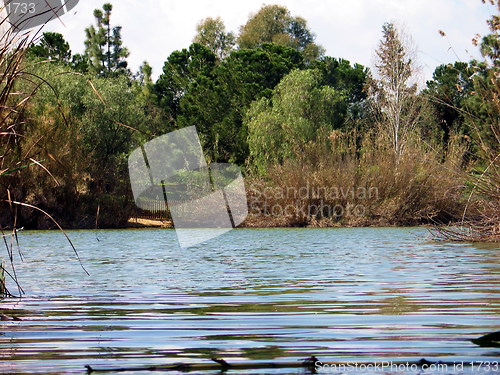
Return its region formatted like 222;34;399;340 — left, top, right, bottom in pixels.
0;2;498;238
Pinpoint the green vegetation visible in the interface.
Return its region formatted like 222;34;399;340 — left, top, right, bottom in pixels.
193;17;236;60
237;4;324;62
84;3;130;77
0;2;498;241
246;67;364;172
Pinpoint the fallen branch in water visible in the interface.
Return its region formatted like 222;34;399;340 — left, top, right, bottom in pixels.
472;331;500;348
0;313;22;321
85;357;457;373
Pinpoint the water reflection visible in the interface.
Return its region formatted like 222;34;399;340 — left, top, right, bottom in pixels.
0;228;499;374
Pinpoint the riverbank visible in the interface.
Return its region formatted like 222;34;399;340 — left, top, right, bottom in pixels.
125;216;499;243
126;218;173;228
126;216;433;229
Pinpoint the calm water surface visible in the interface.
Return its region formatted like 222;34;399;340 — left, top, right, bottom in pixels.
0;228;499;374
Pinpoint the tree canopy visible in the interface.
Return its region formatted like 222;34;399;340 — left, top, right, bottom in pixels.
238;4;324;62
193;17;236;60
155;43;217;121
84;3;129;77
176;43;305;164
28;32;72;62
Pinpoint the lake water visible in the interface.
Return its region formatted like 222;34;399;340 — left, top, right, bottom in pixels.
0;228;499;374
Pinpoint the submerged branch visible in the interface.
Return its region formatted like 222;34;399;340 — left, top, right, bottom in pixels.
84;357;464;374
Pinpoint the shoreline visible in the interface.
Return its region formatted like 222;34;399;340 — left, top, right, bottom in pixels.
2;218;445;231
125;217;437;230
5;222;499;244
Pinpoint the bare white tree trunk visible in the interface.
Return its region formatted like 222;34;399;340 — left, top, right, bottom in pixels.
369;23;423;159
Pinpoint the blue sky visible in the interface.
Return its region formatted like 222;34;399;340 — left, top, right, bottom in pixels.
41;0;497;81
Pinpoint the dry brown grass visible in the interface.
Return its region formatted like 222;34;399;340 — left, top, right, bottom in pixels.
433;0;499;242
434;157;500;242
0;15;38;297
0;12;88;296
0;26;35;179
245;131;468;228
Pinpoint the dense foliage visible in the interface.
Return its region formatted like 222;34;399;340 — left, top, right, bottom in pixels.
0;2;498;238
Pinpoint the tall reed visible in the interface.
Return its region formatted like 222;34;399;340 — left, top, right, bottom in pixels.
0;10;39;296
0;10;83;296
433;0;499;242
245;130;467;228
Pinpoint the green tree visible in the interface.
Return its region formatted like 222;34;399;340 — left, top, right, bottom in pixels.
177;43;304;164
84;3;129;77
11;61;147;228
155;43;217;121
137;61;154;98
246;69;353;172
238;4;324;62
311;57;368;122
428;2;500;160
133;61;170;139
71;53;90;73
468;0;499;157
478;0;499;69
425;62;474;145
193;17;236;60
27;32;72;62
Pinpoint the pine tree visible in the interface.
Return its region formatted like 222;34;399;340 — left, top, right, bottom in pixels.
84;3;129;77
28;32;72;63
138;61;154;99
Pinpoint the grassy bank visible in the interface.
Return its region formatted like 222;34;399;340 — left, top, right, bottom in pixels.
244;131;470;228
